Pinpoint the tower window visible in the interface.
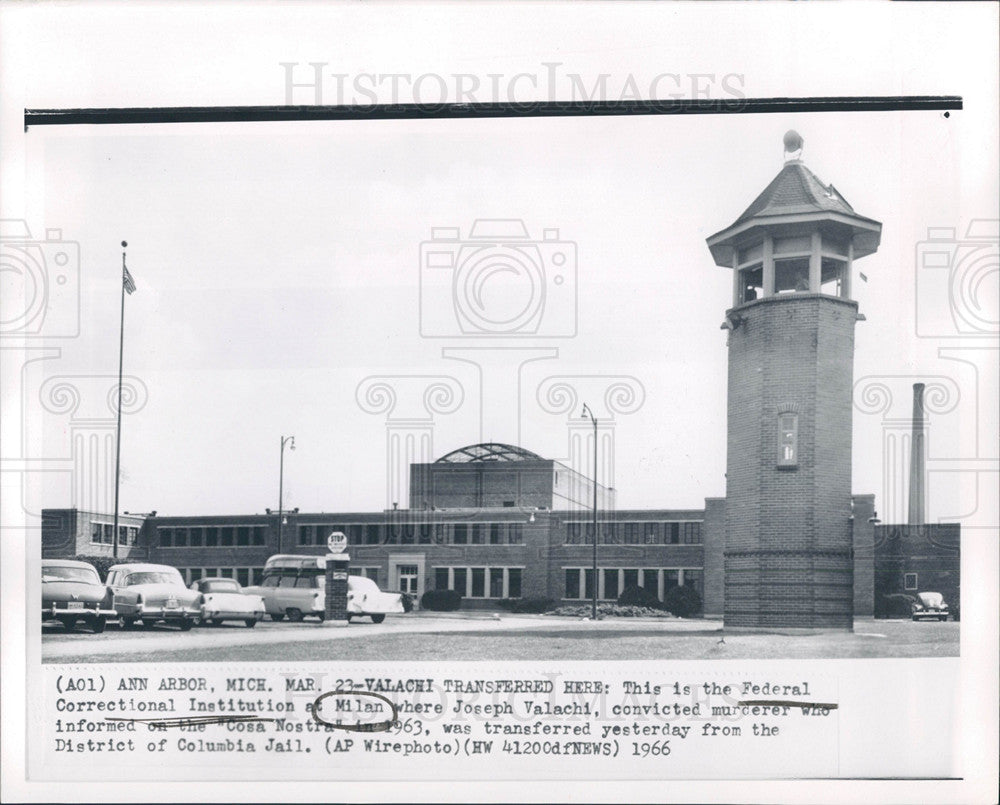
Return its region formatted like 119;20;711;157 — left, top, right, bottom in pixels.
738;264;763;303
778;413;798;468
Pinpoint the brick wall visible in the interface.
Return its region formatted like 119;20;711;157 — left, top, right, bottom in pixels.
725;295;857;628
702;497;726;616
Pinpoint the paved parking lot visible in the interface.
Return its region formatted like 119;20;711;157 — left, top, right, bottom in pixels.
42;613;959;662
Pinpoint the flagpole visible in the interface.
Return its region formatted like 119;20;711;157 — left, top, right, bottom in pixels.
112;241;128;559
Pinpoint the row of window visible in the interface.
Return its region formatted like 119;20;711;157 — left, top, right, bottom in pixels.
158;526;267;548
563;567;704;601
90;522;138;547
433;566;523;599
297;522;526;547
564;521;702;545
178;567;264;587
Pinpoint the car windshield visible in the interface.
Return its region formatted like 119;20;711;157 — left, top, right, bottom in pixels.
918;592;944;607
125;571;180;586
42;566;99;583
202;580;240;593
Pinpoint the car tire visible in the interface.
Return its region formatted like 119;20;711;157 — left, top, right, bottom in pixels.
346;614;353;623
140;619;156;629
316;611;326;622
121;617;137;630
90;616;107;634
245;619;257;628
60;617;78;632
211;618;224;627
271;613;284;622
371;614;386;624
179;619;193;631
286;608;303;622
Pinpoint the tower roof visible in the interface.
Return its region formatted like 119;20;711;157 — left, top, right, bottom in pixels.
734;160;856;224
707;148;882;267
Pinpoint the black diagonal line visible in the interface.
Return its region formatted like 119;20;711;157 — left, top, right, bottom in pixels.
24;95;961;128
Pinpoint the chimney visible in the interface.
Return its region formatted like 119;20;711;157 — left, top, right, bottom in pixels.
908;383;926;525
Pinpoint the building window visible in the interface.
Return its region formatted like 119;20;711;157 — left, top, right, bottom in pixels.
220;527;234;547
251;568;264;585
418;524;432;544
584;568;595;600
489;523;502;544
189;568;203;583
205;527;218;547
738;263;763;303
252;526;266;546
471;567;485;597
158;528;173;547
682;569;704;598
623;568;639;590
904;573;918;591
663;569;680;593
642;568;659;591
682;522;702;544
237;568;250;586
623;523;640;544
174;528;188;547
565;568;581;599
453;524;468;545
603;569;620;600
189;527;203;547
643;523;659;544
778;413;798;467
508;568;522;598
435;567;449;590
365;524;381;545
490;568;504;598
471;524;484;545
453;568;467;596
508;523;524;544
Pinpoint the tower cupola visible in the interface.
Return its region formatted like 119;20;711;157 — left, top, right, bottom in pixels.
707;132;882;309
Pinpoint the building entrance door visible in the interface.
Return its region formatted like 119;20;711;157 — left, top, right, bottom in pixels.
397;564;419;595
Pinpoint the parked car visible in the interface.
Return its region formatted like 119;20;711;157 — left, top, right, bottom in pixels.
190;577;266;627
244;555;406;623
347;575;407;623
41;559;116;633
911;591;949;621
106;563;201;630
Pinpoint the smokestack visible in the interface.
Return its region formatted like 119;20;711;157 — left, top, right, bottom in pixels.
908;383;926;525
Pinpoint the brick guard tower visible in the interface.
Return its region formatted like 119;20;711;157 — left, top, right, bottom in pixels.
706;132;882;629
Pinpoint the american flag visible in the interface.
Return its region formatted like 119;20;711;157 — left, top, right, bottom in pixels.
123;264;136;295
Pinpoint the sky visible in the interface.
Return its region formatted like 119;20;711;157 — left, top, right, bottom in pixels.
21;109;994;525
1;2;994;527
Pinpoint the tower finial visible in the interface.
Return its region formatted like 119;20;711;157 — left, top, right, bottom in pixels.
783;130;804;161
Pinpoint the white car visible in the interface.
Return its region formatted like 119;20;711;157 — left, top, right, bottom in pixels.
190;577;266;627
244;555;406;623
107;563;202;630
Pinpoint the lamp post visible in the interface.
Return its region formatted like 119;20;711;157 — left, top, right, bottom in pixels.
581;403;598;620
277;435;295;553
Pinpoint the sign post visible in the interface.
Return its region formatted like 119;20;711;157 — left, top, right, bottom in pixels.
323;531;350;627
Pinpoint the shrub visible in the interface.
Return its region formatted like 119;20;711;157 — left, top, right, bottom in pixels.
663;585;702;618
880;593;917;619
617;585;663;610
420;589;462;611
399;592;414;613
548;603;673;618
498;597;555;614
73;555;118;582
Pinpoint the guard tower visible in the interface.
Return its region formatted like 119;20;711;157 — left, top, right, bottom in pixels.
706;132;882;629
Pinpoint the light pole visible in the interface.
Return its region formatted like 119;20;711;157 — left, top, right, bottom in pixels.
277;435;295;553
581;403;598;620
